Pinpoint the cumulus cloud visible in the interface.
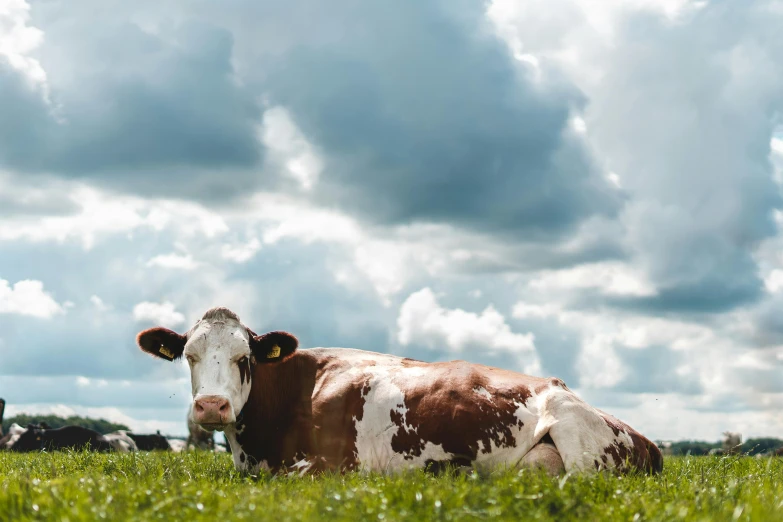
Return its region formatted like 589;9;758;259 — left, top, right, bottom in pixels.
132;301;185;328
260;106;323;190
0;180;228;248
397;288;538;373
0;278;63;318
490;0;783;312
221;238;261;263
0;0;50;100
529;262;657;298
146;253;198;270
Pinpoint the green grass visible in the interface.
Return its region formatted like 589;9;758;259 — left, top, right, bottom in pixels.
1;452;782;521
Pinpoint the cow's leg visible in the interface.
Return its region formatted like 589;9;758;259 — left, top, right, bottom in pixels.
519;441;565;476
536;387;643;473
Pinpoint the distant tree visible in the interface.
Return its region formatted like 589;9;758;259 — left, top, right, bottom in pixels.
740;438;783;455
2;415;129;435
661;440;721;456
657;438;783;456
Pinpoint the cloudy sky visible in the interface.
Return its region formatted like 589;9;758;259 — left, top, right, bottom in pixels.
1;0;782;441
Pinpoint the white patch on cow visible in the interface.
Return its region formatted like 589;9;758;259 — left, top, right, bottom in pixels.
103;431;138;453
2;423;26;449
539;386;636;472
467;397;543;468
473;386;493;402
349;363;452;472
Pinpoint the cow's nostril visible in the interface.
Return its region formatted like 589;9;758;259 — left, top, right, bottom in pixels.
219;402;229;413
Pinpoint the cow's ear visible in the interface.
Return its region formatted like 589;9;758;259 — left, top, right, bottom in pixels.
137;327;187;361
249;331;298;363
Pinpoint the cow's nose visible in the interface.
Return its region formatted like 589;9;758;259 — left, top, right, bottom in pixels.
193;396;231;425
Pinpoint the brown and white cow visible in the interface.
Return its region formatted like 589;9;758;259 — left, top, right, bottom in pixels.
137;307;662;476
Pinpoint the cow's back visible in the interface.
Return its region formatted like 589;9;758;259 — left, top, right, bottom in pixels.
306;348;559;471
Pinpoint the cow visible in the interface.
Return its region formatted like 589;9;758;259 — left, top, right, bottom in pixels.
168;439;188;453
137;307;663;476
126;431;171;451
722;431;742;454
104;431;139;452
0;397;5;437
11;424;115;452
0;423;25;450
186;416;215;451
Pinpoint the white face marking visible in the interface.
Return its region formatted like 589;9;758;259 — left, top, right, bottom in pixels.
183;318;253;427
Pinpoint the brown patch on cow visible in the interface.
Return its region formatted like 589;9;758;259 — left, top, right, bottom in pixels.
232;350;373;473
233;352;319;471
386;360;535;463
600;412;663;474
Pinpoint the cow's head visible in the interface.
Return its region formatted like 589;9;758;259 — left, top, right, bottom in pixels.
136;307;298;431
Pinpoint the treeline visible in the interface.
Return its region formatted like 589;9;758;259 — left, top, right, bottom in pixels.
661;438;783;456
2;415;129;435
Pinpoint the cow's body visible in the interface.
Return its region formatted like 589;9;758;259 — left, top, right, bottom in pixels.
187;417;215;451
222;348;661;475
137;307;662;476
11;425;114;453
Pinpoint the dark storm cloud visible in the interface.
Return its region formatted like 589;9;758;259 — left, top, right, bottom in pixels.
3;0;620;236
260;0;620;236
0;18;260;199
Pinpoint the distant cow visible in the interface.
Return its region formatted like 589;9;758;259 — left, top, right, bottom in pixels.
168;439;187;453
0;423;25;450
11;425;114;453
186;416;215;451
0;398;5;437
126;431;171;451
658;441;673;457
137;307;663;476
104;431;139;453
722;432;742;455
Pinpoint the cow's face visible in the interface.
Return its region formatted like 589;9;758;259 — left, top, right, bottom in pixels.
136;307;298;431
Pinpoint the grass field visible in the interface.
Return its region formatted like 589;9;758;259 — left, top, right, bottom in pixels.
1;452;782;521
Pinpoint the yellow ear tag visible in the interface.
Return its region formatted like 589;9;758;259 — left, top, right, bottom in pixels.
268;345;281;359
159;345;174;359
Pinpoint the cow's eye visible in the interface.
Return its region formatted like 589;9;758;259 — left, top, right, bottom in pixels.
236;356;248;365
185;354;197;364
